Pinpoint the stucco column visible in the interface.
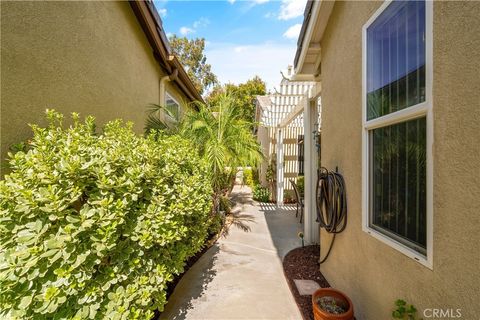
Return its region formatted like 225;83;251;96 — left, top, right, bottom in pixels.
303;98;319;244
276;127;284;205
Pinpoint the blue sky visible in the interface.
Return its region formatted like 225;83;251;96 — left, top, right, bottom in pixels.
153;0;307;91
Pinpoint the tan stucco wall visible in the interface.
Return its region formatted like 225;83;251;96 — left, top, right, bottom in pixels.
319;1;480;319
1;1;188;170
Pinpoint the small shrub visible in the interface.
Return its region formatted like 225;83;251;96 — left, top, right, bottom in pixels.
219;195;233;214
252;185;270;202
0;110;213;319
283;190;295;204
243;167;254;187
297;176;304;196
266;157;276;184
207;214;224;237
392;299;422;320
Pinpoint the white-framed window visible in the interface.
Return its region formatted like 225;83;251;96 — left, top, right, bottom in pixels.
165;92;180;122
362;0;433;268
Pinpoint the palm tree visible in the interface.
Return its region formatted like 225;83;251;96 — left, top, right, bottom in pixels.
181;94;263;193
145;94;263;195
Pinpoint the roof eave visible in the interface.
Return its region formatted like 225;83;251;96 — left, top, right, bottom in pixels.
293;0;314;71
294;0;335;77
169;56;204;102
129;0;204;103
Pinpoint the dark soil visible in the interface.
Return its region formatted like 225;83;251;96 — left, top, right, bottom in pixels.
283;245;330;320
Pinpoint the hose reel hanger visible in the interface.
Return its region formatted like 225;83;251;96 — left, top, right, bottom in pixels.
316;167;348;264
316;167;347;233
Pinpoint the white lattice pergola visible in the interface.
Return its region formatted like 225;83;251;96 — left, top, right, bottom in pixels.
257;80;316;128
255;75;322;244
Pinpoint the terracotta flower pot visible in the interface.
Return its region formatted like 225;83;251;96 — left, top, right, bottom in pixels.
312;288;354;320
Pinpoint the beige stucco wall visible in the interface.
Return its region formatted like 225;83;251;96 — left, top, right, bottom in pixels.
0;1;188;171
319;1;480;319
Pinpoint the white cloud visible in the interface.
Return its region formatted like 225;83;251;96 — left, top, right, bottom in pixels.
234;46;247;53
157;8;167;18
283;23;302;39
227;0;236;4
178;17;209;37
206;42;297;91
278;0;307;20
253;0;269;4
179;27;194;35
193;17;210;29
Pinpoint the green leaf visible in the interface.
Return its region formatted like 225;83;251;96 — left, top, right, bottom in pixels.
72;251;90;269
41;249;59;258
49;250;63;263
407;305;417;313
18;295;33;308
66;216;80;223
395;299;406;307
45;286;59;300
45;238;61;249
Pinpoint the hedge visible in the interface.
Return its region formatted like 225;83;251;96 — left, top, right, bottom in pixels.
0;111;213;319
252;185;270;203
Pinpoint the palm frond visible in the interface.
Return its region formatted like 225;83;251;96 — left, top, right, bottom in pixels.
165;93;264;193
144;104;178;135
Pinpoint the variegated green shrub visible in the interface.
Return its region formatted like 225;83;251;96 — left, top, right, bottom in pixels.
0;110;213;319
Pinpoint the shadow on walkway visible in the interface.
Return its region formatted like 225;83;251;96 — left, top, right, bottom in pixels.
258;201;303;259
159;185;303;320
161;245;220;320
258;202;297;214
227;213;255;233
224;186;257;234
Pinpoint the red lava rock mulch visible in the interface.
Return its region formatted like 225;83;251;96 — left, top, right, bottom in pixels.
283;245;330;320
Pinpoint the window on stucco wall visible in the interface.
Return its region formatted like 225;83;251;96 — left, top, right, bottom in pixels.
165;93;180;121
362;0;433;268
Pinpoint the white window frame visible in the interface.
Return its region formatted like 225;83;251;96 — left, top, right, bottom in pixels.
361;0;433;269
164;92;180;122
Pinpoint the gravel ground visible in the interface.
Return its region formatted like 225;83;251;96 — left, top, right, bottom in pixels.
283;245;331;320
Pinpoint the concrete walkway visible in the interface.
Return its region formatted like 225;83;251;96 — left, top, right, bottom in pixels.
160;185;303;320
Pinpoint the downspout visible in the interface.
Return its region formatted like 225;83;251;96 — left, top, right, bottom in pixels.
159;67;178;106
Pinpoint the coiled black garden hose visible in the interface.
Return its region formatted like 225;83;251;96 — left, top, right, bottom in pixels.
316;167;348;264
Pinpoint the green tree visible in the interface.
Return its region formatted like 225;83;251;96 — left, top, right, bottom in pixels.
145;95;263;201
169;35;217;95
181;94;263;194
206;76;267;122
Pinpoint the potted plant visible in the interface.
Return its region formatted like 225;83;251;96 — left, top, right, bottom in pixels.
312;288;354;320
